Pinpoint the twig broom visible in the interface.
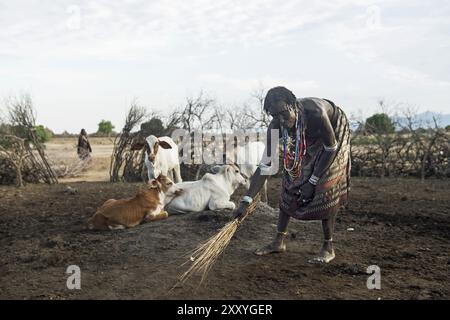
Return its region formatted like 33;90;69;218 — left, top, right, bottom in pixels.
176;193;261;286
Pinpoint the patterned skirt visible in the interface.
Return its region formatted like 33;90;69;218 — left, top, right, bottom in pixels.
77;147;91;160
279;107;351;220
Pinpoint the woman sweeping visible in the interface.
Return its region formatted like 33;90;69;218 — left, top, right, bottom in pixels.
233;86;351;264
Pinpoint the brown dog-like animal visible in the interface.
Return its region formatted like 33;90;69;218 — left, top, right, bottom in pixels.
87;175;179;230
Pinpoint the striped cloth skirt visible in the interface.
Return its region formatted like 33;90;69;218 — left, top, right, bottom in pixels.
279;107;351;220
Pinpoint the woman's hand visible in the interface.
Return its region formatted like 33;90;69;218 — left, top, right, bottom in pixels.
297;182;315;206
233;201;251;221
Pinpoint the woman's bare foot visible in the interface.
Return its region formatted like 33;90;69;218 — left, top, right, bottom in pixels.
308;241;335;264
254;240;286;256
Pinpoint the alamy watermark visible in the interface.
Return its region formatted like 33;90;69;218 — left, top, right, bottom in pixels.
366;5;382;30
366;265;381;290
66;5;82;30
169;129;281;176
66;265;81;290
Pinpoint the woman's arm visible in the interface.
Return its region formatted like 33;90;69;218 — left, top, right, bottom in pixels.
310;108;338;182
296;107;338;203
233;118;281;219
245;118;281;197
87;138;92;153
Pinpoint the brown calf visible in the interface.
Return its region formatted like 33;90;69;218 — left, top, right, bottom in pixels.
87;175;177;230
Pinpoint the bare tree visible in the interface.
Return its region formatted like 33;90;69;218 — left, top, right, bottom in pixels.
162;111;182;136
172;92;220;131
223;104;256;131
226;108;243;130
351;102;449;179
250;84;270;128
363;100;399;178
212;104;226;134
5;94;58;184
401;107;447;181
225;85;270;130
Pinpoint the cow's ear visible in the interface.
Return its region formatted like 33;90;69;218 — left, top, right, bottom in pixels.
158;140;172;149
149;179;158;188
174;189;184;196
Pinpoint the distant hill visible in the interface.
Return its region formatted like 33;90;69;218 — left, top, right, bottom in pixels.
349;111;450;132
395;111;450;129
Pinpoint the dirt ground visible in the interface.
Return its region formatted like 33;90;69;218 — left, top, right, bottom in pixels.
0;175;449;300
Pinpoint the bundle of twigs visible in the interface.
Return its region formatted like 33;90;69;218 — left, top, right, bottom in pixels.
7;95;58;184
51;158;92;178
177;193;261;286
110;102;146;182
0;135;26;187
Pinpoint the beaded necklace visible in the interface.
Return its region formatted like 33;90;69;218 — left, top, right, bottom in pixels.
282;106;307;178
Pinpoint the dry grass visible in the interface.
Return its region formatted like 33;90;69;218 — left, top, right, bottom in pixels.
175;193;261;287
50;158;92;178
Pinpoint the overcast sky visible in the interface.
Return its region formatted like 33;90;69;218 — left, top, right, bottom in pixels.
0;0;449;133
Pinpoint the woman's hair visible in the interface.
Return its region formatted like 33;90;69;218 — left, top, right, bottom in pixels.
80;129;87;136
263;86;297;113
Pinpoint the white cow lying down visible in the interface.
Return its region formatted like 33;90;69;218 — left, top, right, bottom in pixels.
165;164;246;213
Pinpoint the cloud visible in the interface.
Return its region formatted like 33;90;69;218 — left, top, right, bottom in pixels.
195;74;320;106
1;0;450;132
318;0;450;88
0;0;392;61
197;74;319;92
385;65;450;88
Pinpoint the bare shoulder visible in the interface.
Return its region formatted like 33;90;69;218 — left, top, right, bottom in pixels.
299;97;332;119
299;97;325;111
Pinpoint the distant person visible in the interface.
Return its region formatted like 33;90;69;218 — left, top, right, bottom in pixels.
77;129;92;160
